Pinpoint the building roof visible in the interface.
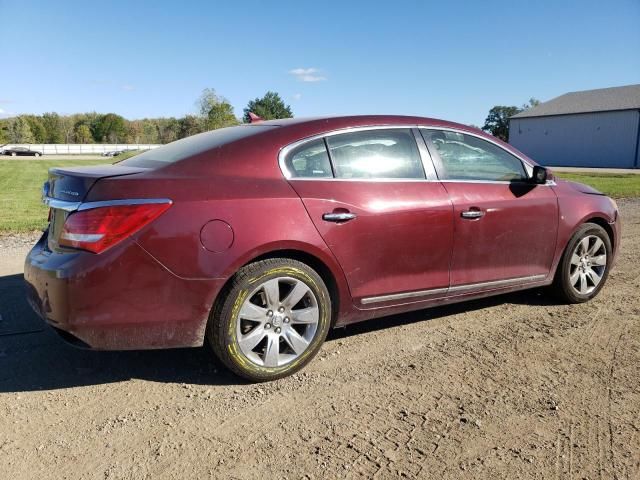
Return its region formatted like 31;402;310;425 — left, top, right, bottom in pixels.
511;84;640;119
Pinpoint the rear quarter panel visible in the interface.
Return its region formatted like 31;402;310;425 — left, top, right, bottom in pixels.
86;156;355;323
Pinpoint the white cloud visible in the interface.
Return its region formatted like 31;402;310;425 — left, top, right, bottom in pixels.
0;108;4;114
288;67;327;82
121;84;136;91
292;93;302;101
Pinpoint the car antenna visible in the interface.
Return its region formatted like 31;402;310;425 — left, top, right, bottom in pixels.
248;112;263;123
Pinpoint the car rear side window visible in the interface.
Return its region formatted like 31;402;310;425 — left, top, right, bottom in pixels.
285;139;333;178
326;129;425;180
421;129;527;182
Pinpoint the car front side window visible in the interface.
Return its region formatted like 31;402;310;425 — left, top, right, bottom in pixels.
326;129;425;180
421;129;527;182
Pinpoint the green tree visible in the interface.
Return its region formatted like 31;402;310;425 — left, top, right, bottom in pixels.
23;115;47;143
91;113;127;143
41;112;64;143
74;124;93;143
482;106;521;141
157;117;180;143
197;88;238;130
243;91;292;123
179;115;202;138
483;98;541;141
8;117;35;143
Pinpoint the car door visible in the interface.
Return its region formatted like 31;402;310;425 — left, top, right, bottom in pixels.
421;128;558;288
282;127;453;305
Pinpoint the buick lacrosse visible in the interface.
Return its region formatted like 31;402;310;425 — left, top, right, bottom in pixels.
25;116;620;381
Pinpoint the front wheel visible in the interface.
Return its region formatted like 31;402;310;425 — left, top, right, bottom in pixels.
207;258;332;382
34;152;40;157
552;223;612;303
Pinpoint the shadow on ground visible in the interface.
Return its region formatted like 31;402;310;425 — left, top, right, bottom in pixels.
0;272;560;393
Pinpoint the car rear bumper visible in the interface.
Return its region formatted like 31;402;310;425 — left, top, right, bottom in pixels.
24;232;224;350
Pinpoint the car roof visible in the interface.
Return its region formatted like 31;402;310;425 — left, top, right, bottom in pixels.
256;115;479;132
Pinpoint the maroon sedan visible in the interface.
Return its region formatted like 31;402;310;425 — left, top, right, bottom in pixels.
25;116;620;381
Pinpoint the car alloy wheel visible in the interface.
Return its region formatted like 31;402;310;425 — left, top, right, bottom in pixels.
236;276;319;367
568;234;607;295
552;223;611;303
208;258;331;381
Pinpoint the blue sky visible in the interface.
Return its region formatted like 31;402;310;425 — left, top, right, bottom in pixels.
0;0;638;126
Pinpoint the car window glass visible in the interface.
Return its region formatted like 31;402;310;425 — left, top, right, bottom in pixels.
326;129;425;179
285;139;333;178
421;129;527;182
119;125;277;168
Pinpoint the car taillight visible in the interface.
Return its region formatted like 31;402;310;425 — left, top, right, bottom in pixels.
59;202;171;253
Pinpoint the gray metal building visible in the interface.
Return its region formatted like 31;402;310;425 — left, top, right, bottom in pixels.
509;84;640;169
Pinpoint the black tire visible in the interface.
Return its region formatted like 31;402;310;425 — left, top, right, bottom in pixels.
207;258;332;382
551;223;612;303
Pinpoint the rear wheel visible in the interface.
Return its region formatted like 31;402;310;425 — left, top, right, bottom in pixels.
207;258;332;382
552;223;611;303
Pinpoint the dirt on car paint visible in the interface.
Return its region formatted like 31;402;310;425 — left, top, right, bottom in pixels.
0;200;638;479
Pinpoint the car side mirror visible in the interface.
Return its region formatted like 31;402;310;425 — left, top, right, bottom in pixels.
531;166;548;184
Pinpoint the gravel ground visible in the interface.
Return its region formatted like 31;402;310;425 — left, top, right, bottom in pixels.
0;201;638;479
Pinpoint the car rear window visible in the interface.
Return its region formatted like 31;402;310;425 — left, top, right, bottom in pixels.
118;125;277;168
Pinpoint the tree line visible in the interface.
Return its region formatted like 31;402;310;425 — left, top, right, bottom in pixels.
0;87;540;145
0;89;293;145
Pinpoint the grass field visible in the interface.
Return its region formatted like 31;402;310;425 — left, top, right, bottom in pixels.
0;159;639;232
0;159;107;232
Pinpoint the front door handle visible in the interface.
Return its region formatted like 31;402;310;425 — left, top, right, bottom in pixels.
322;212;357;222
461;209;485;219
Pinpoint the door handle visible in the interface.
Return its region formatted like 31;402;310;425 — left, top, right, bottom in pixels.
461;209;485;219
322;212;357;222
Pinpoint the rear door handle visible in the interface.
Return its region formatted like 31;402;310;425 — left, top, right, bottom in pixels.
322;212;357;222
461;209;485;219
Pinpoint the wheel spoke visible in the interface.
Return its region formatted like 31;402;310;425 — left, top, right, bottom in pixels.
586;267;602;287
284;328;310;355
579;237;590;255
591;254;607;266
588;238;604;256
262;279;280;308
239;302;267;321
282;281;309;309
579;273;588;294
291;306;318;324
569;268;580;286
263;335;280;367
238;326;266;351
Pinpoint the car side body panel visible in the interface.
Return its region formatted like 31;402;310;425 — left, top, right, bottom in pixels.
23;115;621;351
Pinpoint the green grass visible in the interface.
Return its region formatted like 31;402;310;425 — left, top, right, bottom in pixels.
554;172;640;198
0;158;108;232
0;158;638;233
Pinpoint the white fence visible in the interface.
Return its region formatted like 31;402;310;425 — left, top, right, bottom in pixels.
1;144;162;155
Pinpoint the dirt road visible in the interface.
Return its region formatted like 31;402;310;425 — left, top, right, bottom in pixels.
1;201;638;479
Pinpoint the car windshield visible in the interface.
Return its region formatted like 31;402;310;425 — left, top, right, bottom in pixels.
118;125;277;168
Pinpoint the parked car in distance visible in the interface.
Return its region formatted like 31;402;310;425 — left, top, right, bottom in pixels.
3;146;42;156
102;150;126;157
25;115;620;381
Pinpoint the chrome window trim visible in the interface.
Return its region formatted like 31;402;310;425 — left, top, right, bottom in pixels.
277;124;552;185
43;197;172;213
360;274;547;305
278;125;431;181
